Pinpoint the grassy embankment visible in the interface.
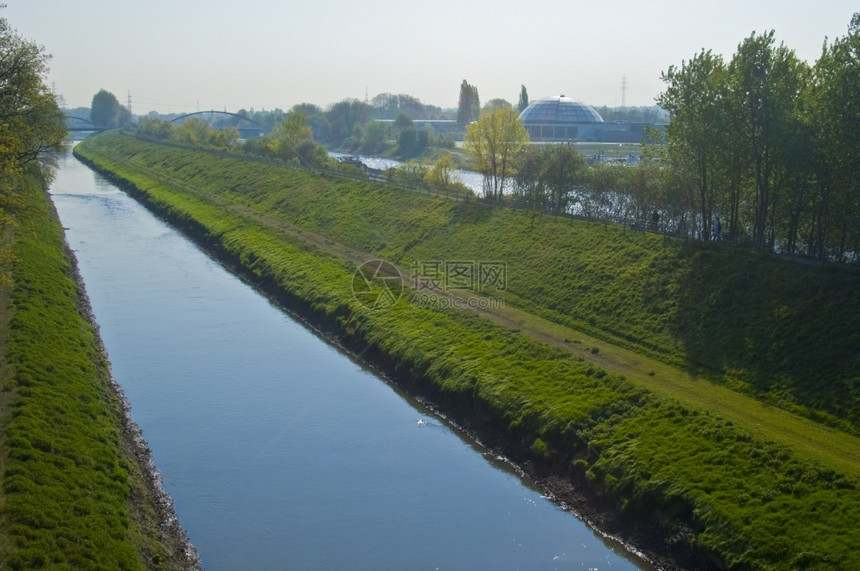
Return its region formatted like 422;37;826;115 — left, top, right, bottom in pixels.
0;172;196;568
76;131;860;569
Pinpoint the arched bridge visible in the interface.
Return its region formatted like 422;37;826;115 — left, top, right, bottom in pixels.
65;116;105;132
170;110;264;136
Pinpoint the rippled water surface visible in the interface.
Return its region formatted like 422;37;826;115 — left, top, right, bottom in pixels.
51;150;643;570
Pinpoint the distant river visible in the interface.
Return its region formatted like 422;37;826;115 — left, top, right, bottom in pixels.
330;152;486;194
50;149;645;570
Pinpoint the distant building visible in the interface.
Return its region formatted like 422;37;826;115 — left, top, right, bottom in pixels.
519;95;661;143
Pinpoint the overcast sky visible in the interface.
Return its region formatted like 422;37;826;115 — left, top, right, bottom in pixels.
6;1;858;114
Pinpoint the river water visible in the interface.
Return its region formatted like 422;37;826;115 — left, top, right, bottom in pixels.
50;149;644;570
330;152;486;194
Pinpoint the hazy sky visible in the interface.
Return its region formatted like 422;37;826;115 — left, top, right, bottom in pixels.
6;1;858;114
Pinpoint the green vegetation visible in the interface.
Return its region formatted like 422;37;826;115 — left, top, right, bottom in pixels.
249;94;455;155
0;14;194;568
0;18;66;182
90;88;131;129
0;174;193;568
76;131;860;568
517;84;529;113
84;131;860;434
457;79;481;125
465;107;529;199
656;17;860;260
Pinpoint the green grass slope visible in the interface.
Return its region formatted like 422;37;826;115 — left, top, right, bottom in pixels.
0;173;196;569
74;132;860;569
82;132;860;433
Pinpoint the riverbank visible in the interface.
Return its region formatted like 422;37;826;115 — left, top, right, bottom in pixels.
75;132;860;569
0;172;199;569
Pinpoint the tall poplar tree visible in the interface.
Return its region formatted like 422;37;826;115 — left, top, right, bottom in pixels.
517;85;529;112
457;80;480;125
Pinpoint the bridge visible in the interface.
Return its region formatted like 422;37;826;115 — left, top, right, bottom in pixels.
64;116;106;132
170;110;264;137
64;110;266;137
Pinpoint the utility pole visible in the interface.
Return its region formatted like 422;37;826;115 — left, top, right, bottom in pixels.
621;75;627;109
127;89;132;117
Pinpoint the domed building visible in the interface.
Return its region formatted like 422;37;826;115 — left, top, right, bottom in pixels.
519;95;637;142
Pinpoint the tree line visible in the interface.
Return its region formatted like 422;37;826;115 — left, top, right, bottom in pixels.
656;16;860;260
135;113;333;169
134;112;476;199
116;14;860;263
462;17;860;263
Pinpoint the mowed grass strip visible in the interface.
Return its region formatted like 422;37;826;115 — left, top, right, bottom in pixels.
76;134;860;569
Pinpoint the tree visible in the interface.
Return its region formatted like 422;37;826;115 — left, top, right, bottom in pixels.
266;111;315;162
397;128;417;157
457;80;480;125
518;85;529;112
136;117;175;140
397;127;429;158
324;99;371;147
425;154;462;192
206;126;239;150
580;163;627;220
806;13;860;260
628;157;665;224
371;93;428;120
90;89;128;128
291;103;321;117
394;111;413;133
361;120;388;154
657;49;728;240
0;16;66;182
514;145;545;211
514;144;585;214
482;98;512;113
464;107;529;200
539;143;586;213
728;31;806;249
174;118;211;146
391;159;427;188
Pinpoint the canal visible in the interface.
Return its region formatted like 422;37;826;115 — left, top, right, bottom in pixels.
50;149;645;570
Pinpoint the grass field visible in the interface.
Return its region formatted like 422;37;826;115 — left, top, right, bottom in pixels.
0;172;195;569
75;132;860;569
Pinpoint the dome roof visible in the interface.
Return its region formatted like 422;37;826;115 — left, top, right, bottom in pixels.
519;95;604;124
